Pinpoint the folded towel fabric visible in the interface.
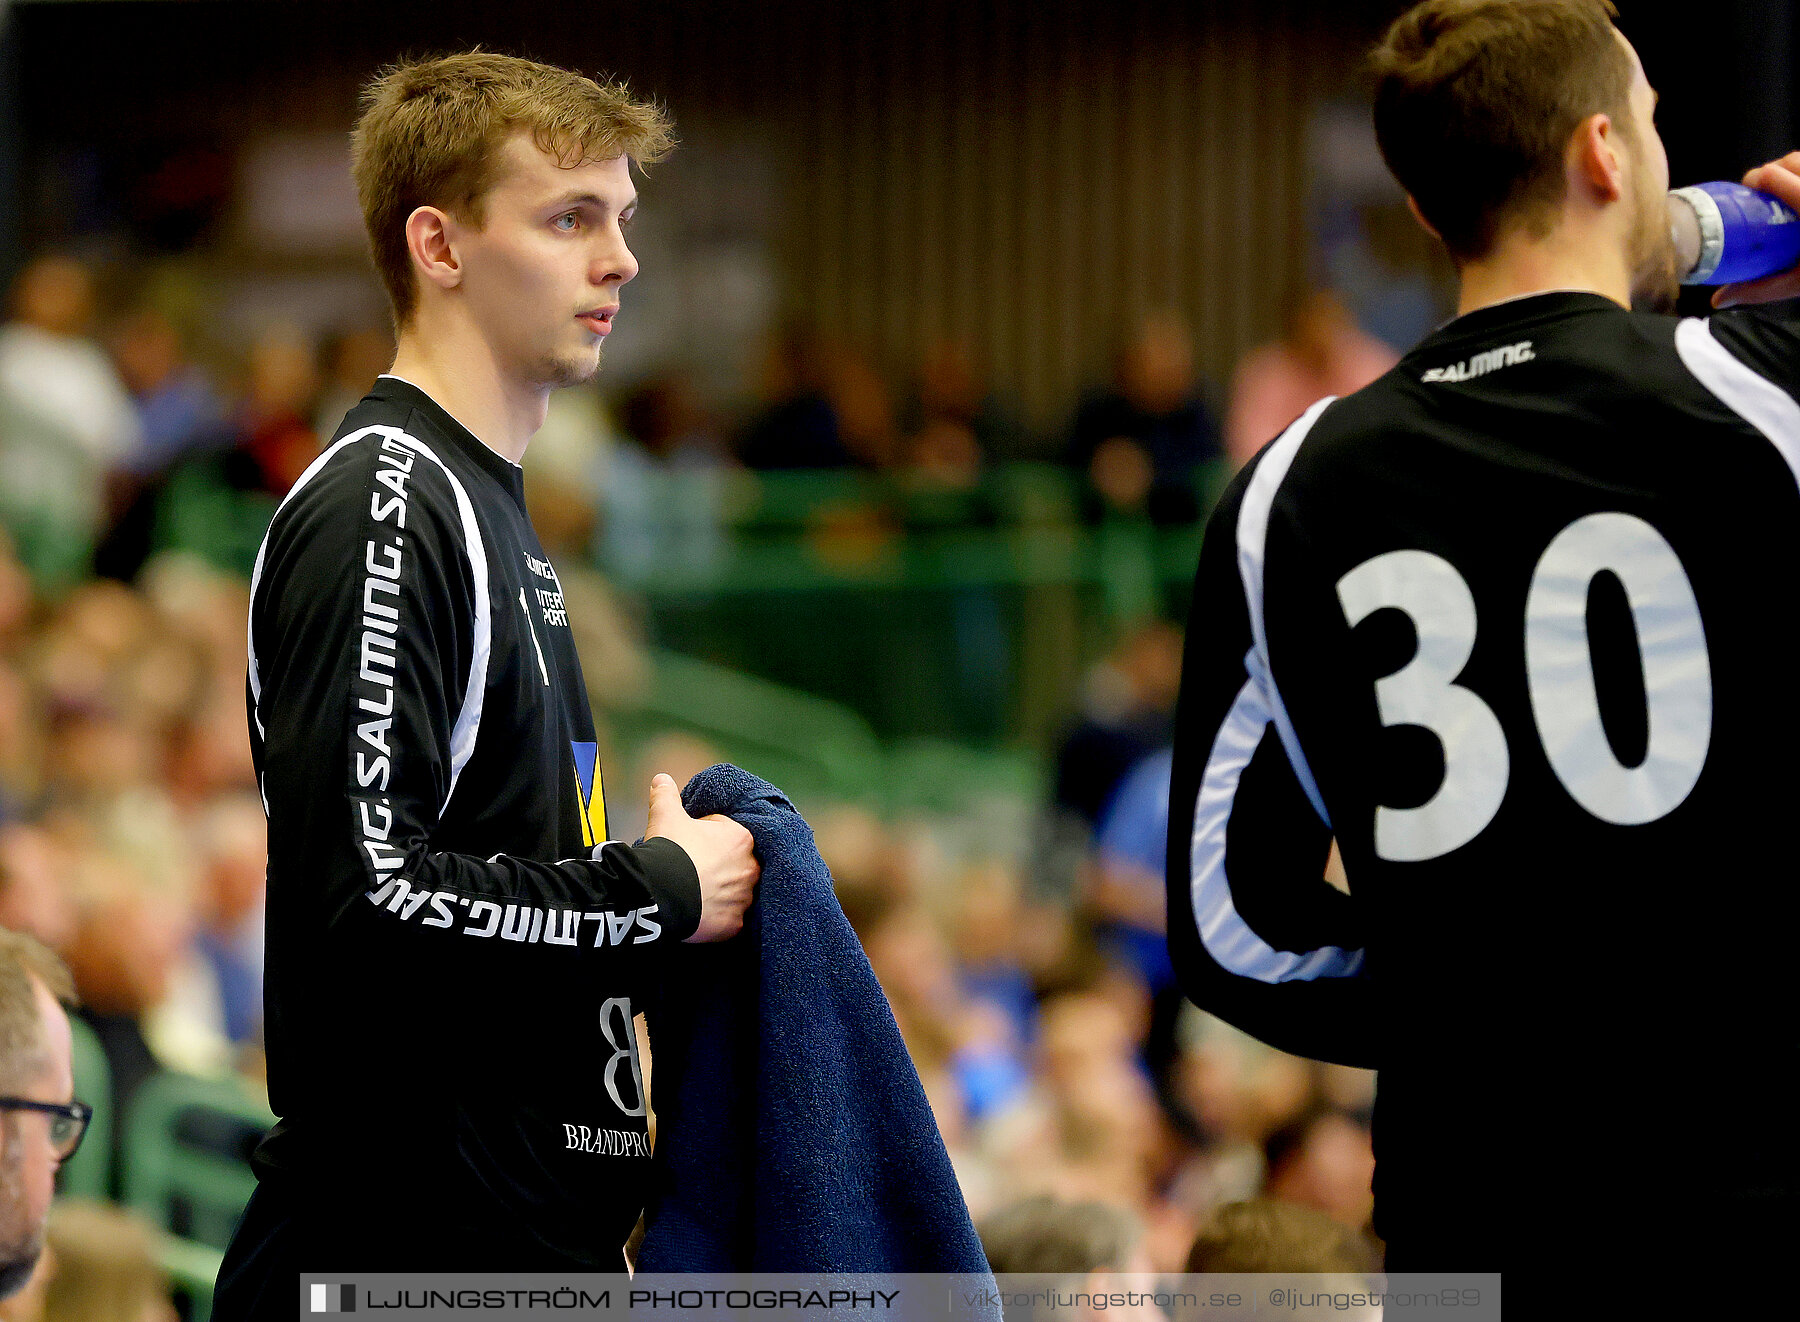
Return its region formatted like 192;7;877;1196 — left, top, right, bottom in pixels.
636;763;993;1279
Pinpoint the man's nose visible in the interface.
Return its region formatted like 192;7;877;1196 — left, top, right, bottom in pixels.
598;240;638;286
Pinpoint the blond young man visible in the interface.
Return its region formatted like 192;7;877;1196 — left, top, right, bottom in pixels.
1166;0;1799;1270
215;54;758;1307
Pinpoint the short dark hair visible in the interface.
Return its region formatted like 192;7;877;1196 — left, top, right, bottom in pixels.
0;926;75;1094
1370;0;1633;262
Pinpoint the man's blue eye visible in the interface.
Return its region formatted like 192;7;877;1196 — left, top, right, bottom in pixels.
554;213;579;231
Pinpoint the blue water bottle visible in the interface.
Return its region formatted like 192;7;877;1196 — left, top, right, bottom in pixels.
1669;181;1800;285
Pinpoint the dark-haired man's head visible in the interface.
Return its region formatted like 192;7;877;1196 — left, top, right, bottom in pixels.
1371;0;1676;311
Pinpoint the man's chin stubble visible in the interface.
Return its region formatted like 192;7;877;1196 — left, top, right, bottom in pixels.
543;347;603;391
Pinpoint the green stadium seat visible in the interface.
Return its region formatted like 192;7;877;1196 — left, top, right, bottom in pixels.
60;1015;113;1201
988;463;1080;526
153;461;278;579
735;469;880;532
122;1070;275;1322
614;647;886;808
882;738;1045;817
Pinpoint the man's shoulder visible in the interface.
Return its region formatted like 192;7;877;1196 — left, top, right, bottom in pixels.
265;401;472;563
1696;297;1800;398
322;384;453;455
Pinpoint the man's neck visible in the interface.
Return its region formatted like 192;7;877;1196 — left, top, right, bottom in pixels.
387;321;548;465
1455;223;1632;317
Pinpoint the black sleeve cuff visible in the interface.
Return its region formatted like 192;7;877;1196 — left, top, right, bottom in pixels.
629;836;702;943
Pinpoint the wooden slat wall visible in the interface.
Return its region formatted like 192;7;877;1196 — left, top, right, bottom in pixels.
764;0;1358;431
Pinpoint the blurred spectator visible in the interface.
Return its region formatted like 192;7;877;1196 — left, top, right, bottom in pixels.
28;581;152;730
602;371;730;577
0;928;77;1301
1070;312;1221;523
1184;1198;1376;1272
189;793;267;1049
1262;1110;1376;1233
107;306;228;480
0;668;45;822
0;257;142;590
739;326;851;469
978;1194;1151;1273
550;574;649;763
1091;748;1174;990
1224;290;1396;468
813;804;911;922
42;1201;176;1322
61;850;196;1191
905;416;985;491
901;339;1027;479
230;324;319;496
0;828;74;953
1052;621;1183;832
1089;747;1197;1141
94;305;232;582
520;381;615;559
983;989;1167;1215
829;347;900;469
861;897;965;1075
0;533;33;654
311;326;394;440
612;732;726;847
1176;1015;1316;1150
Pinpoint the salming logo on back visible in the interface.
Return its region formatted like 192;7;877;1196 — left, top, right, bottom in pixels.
1422;340;1535;383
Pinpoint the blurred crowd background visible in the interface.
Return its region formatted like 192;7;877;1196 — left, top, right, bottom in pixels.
2;0;1796;1317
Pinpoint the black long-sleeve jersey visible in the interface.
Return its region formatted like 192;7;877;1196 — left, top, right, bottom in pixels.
1167;292;1800;1266
242;375;701;1268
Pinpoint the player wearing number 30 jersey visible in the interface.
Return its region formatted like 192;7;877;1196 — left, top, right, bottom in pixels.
1168;0;1798;1270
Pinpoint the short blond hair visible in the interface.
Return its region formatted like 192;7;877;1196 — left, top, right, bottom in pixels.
350;51;676;327
0;925;75;1094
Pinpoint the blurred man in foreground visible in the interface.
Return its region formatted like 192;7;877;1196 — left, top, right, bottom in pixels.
1167;0;1799;1268
0;929;87;1300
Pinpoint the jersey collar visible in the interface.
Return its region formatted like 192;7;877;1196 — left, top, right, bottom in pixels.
370;374;529;509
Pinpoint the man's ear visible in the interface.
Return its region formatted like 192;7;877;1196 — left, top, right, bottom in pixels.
1405;193;1441;242
405;206;463;296
1572;112;1626;204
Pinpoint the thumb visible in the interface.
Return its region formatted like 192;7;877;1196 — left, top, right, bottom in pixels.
645;773;687;834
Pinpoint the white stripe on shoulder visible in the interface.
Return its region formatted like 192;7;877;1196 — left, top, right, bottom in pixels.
247;426;392;730
1190;674;1366;983
384;432;492;812
1234;396;1335;826
246;425;492;814
1674;317;1800;487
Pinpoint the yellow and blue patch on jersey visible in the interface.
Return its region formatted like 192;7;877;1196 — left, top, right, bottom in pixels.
571;741;607;846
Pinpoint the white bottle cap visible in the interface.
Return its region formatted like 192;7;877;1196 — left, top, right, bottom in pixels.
1671;186;1726;284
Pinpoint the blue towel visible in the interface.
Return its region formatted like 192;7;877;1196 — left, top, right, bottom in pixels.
636;764;994;1278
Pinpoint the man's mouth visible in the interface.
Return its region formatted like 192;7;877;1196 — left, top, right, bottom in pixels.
578;307;617;336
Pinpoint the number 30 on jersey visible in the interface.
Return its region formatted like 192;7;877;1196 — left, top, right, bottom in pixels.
1336;511;1712;863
